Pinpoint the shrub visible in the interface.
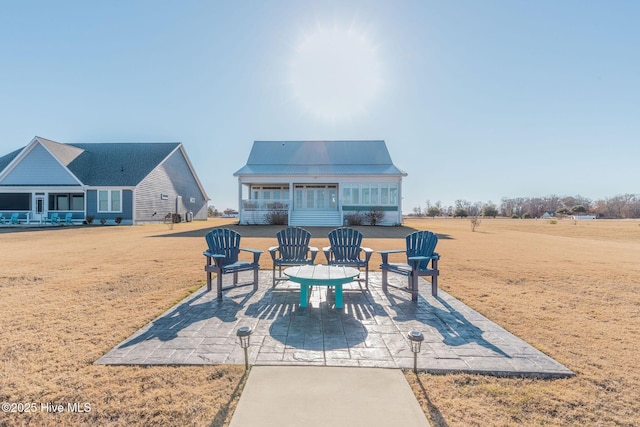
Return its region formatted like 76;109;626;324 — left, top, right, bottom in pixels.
115;217;123;225
523;213;532;219
344;212;364;226
365;207;384;226
85;215;94;224
99;218;107;225
511;214;520;219
264;209;288;225
470;216;481;232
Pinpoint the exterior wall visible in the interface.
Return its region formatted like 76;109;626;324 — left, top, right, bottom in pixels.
237;175;404;226
135;149;208;223
86;189;134;224
1;144;79;185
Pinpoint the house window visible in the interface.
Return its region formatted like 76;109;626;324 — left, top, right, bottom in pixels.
48;193;84;211
343;187;351;205
0;193;30;210
342;184;397;206
98;190;122;212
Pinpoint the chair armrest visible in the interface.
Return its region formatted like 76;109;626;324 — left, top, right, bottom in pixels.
322;247;332;263
203;251;226;267
240;248;263;254
362;247;374;262
378;249;404;264
240;248;263;264
408;255;438;270
308;246;319;263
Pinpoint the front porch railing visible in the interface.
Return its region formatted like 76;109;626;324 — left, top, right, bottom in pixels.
241;199;290;211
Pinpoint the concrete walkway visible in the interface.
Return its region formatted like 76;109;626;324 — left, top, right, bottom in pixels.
229;366;430;427
96;271;572;378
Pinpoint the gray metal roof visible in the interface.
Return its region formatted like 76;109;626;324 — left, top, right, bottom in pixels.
234;140;407;176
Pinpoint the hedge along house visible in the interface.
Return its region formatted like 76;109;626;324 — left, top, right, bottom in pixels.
0;136;209;225
234;140;407;226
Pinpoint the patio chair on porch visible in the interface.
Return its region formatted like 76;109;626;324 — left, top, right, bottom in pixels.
0;213;6;224
204;228;263;301
63;213;73;224
323;227;373;289
269;227;318;287
44;213;59;224
379;230;440;301
10;213;20;224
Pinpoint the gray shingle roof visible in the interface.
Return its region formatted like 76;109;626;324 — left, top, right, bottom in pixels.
0;138;181;187
66;142;180;186
234;140;406;176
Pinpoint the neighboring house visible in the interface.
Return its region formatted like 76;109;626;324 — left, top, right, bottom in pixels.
0;136;209;225
234;140;407;226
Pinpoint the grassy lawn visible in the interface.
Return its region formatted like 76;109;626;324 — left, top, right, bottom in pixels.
1;217;639;426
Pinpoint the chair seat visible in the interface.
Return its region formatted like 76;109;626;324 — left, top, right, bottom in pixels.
220;261;259;274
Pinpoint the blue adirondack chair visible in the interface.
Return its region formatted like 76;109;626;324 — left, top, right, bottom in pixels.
323;227;373;289
204;228;263;301
379;230;440;301
10;213;20;224
269;227;318;287
0;213;6;224
45;213;59;224
63;213;74;224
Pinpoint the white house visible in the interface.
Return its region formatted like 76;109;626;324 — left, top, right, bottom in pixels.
233;140;407;226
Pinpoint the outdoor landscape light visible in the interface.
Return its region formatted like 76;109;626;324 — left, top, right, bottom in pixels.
236;326;253;372
408;330;424;373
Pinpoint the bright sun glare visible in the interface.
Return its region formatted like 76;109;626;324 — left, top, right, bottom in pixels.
289;26;383;122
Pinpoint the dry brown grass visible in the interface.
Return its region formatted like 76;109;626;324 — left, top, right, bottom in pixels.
1;217;639;426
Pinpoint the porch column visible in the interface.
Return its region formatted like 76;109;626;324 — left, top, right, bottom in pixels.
237;179;243;224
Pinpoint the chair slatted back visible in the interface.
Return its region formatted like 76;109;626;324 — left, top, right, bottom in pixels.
277;227;311;261
205;228;241;265
328;227;363;261
406;231;438;270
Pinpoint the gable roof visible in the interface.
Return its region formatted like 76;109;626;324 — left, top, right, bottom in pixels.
234;140;407;176
0;137;206;197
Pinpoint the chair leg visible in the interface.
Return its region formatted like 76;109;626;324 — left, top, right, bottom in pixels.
272;264;276;287
253;268;259;292
411;273;419;302
233;271;238;285
217;273;223;301
381;269;388;292
206;270;212;292
364;265;369;290
432;273;438;297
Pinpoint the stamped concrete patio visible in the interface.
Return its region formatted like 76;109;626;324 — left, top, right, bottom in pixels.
96;271;573;378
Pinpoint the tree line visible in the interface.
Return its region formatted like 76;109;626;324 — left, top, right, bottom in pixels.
413;194;640;219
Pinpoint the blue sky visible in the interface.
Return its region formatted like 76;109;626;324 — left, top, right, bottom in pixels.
1;1;638;213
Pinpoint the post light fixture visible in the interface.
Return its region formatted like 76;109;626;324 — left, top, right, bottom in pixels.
408;330;424;373
236;326;253;372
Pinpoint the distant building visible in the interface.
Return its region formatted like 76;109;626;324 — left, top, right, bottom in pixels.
0;136;208;225
234;140;407;226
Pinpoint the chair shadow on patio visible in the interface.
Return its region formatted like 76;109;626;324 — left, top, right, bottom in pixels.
384;290;510;358
117;288;257;349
